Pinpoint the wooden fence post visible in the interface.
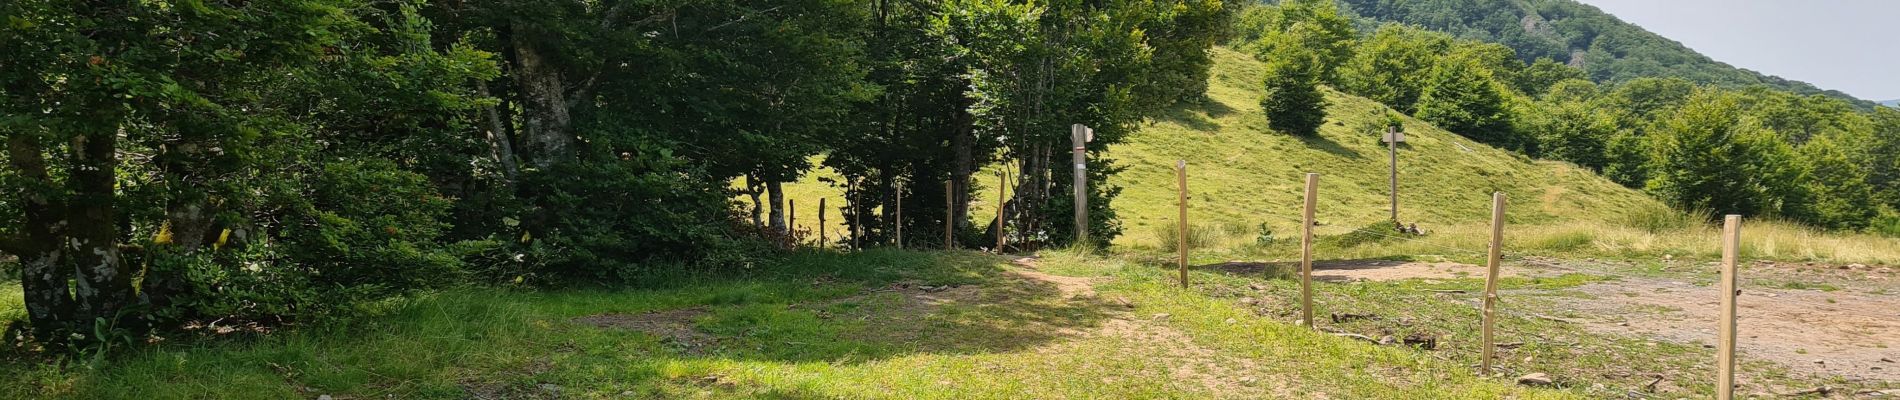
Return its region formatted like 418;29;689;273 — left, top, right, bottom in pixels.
1073;124;1091;246
819;198;827;248
1480;192;1506;374
1170;161;1185;288
945;181;955;250
996;170;1008;253
896;183;904;249
1717;214;1742;400
851;180;860;250
1387;126;1400;223
1301;173;1318;328
789;199;797;246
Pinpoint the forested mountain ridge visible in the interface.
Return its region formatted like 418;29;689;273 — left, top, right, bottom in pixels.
1332;0;1877;108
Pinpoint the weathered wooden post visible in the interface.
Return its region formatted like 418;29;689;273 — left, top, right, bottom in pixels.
945;181;955;250
996;170;1008;253
1385;126;1403;222
1300;173;1318;328
896;183;904;249
1480;192;1506;374
851;180;861;250
818;198;827;247
789;199;797;246
1717;214;1742;400
1177;160;1189;289
1072;124;1092;246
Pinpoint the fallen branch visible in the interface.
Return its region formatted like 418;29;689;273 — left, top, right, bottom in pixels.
1329;332;1380;344
1533;314;1582;324
1777;386;1831;397
1644;374;1664;393
1422;289;1467;294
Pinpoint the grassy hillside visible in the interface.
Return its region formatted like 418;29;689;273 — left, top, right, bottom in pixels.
1110;47;1655;246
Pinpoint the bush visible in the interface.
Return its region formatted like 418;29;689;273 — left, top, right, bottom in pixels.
520;159;769;283
1620;202;1703;234
1154;222;1220;252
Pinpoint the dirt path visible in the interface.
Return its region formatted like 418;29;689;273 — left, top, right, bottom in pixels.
1522;259;1900;384
1009;257;1293;397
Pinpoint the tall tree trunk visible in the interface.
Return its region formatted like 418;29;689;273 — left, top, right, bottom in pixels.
6;132;74;341
68;128;136;333
511;22;575;169
951;109;974;231
476;81;520;183
768;181;787;234
746;173;765;227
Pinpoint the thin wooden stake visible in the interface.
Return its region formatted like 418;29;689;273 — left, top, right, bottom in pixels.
819;198;827;247
896;183;904;249
851;180;860;250
996;170;1008;253
789;199;797;246
1177;160;1189;289
1480;192;1507;374
1388;126;1400;223
945;181;955;250
1073;124;1091;245
1717;214;1742;400
1300;173;1318;328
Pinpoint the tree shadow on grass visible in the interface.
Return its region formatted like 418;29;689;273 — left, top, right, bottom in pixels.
1161;98;1237;133
1292;133;1363;159
1193;258;1446;283
581;250;1124;366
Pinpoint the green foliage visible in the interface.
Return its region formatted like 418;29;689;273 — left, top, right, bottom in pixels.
1415;52;1522;150
1340;0;1876;108
1336;24;1449;113
1521;97;1614;171
1793;134;1878;230
1259;27;1331;136
1645;91;1811;219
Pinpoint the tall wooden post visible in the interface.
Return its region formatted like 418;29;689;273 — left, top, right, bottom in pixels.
945;181;955;250
851;180;860;250
1480;192;1507;374
818;198;827;247
996;170;1008;253
789;199;797;246
1072;124;1091;246
1717;214;1742;400
1177;160;1189;289
1300;173;1318;327
895;183;904;249
1387;126;1400;223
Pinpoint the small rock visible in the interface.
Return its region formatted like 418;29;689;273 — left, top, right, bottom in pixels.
1247;283;1267;291
1239;376;1257;386
1114;296;1135;308
1224;318;1238;324
318;396;333;400
1814;359;1826;364
539;383;562;393
1847;263;1867;269
1152;313;1172;321
1295;319;1307;326
1378;335;1395;345
1517;373;1553;386
1239;297;1258;305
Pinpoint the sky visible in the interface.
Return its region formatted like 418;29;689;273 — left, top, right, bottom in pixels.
1577;0;1900;101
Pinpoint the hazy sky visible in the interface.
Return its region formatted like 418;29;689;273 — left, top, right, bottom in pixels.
1577;0;1900;101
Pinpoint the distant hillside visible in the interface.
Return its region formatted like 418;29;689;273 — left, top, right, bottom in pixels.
1881;99;1899;108
1334;0;1876;108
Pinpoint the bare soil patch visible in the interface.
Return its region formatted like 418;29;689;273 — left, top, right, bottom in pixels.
573;307;714;353
1206;259;1505;282
1565;278;1900;383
